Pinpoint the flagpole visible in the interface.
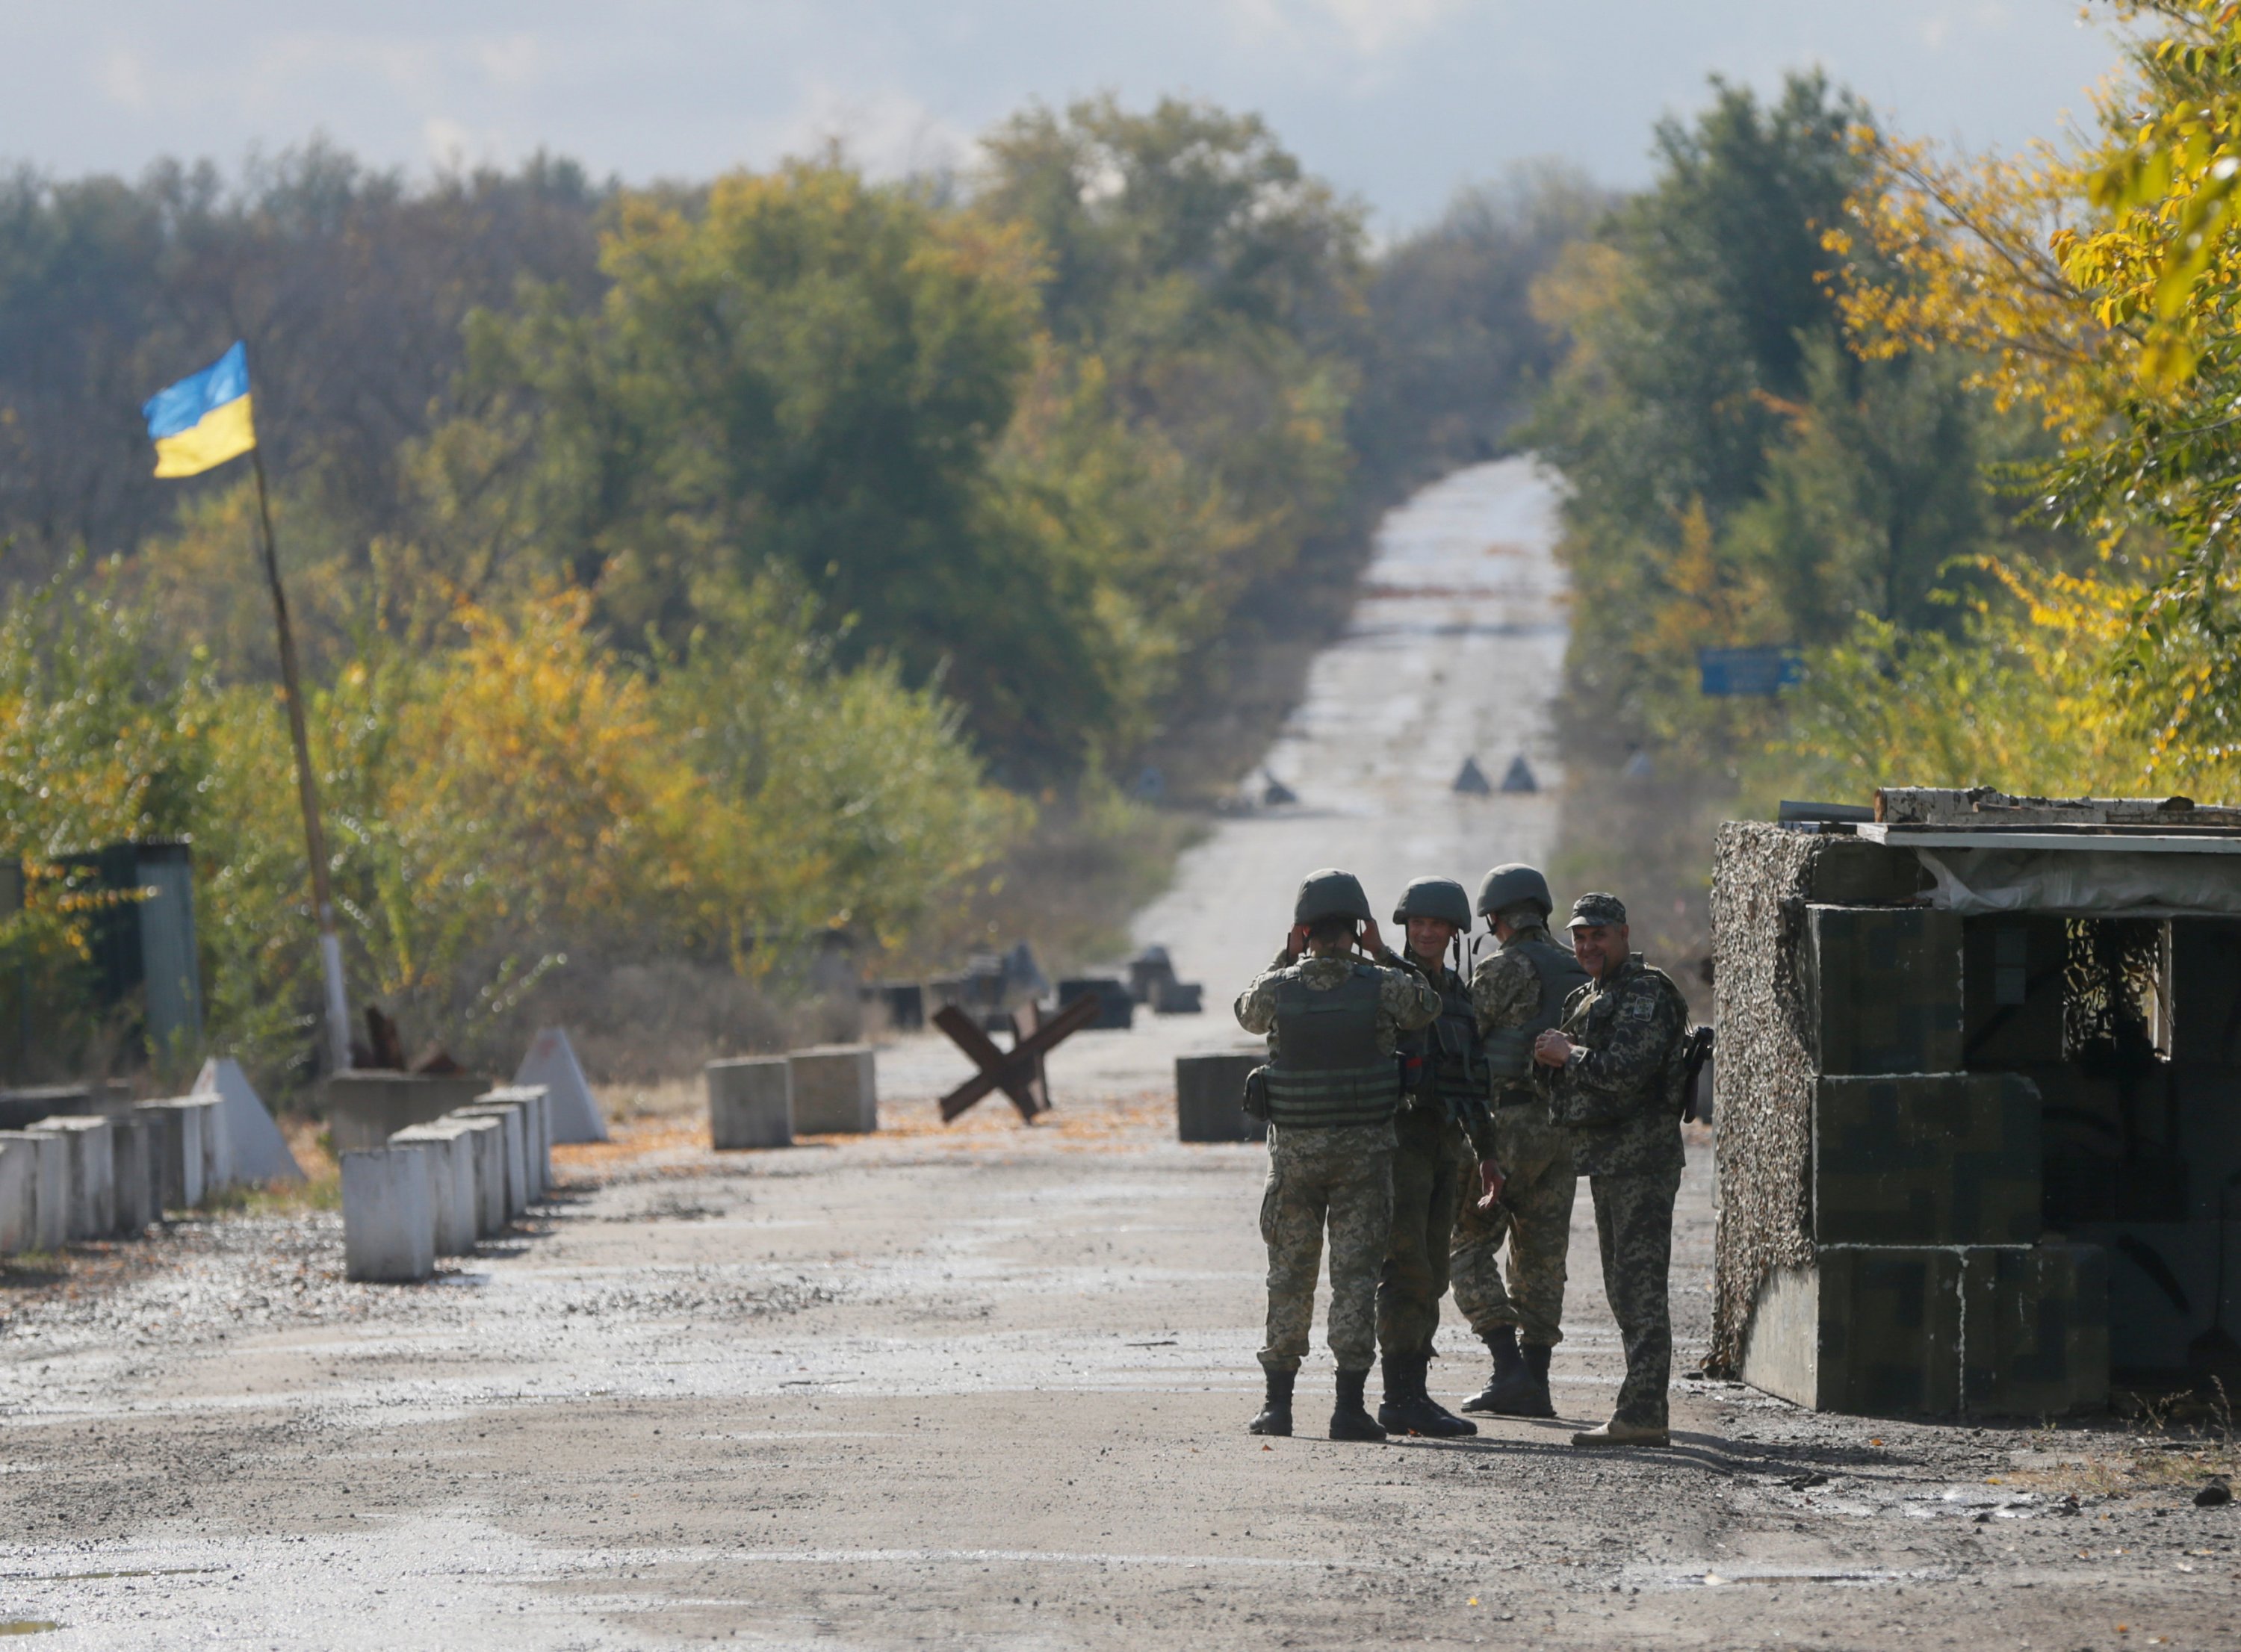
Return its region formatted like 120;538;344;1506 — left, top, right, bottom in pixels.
249;446;353;1075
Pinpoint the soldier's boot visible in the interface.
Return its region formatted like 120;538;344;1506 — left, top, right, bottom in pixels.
1328;1368;1387;1442
1462;1326;1544;1416
1571;1415;1669;1448
1379;1353;1476;1437
1249;1367;1295;1438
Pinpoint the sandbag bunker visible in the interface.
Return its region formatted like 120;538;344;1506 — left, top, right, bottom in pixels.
1714;786;2241;1417
0;1058;303;1254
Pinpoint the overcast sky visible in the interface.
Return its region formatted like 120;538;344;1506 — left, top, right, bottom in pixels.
0;1;2121;229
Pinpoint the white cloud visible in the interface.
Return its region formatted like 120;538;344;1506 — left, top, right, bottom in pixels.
1223;0;1472;57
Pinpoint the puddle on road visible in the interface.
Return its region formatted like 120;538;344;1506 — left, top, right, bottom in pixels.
0;1626;58;1638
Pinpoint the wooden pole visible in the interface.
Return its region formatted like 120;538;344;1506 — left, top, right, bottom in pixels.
249;447;353;1075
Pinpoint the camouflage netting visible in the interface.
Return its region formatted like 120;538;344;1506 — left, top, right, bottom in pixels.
1708;822;1821;1373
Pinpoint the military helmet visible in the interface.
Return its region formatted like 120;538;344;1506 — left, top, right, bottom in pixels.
1392;875;1473;931
1293;867;1374;926
1475;863;1553;920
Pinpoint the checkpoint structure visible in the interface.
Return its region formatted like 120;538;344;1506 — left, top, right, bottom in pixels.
1713;786;2241;1416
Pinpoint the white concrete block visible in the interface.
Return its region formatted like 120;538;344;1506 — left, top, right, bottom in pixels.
513;1027;607;1143
0;1134;69;1246
28;1116;114;1239
449;1116;506;1238
787;1044;877;1134
389;1123;477;1256
341;1146;436;1282
134;1099;205;1211
707;1058;791;1149
187;1093;230;1197
480;1086;551;1199
0;1134;43;1254
107;1114;164;1233
453;1103;527;1217
192;1057;303;1182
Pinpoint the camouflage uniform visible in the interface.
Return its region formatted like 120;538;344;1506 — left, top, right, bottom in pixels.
1449;920;1581;1350
1236;948;1439;1373
1376;948;1472;1360
1540;951;1688;1428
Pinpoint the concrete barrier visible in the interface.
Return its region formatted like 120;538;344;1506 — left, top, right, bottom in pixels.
787;1045;876;1134
134;1099;205;1211
512;1028;608;1143
478;1086;551;1199
389;1123;477;1255
452;1102;528;1218
707;1058;791;1149
341;1146;436;1282
108;1114;164;1233
1175;1053;1269;1143
0;1134;45;1253
449;1115;507;1237
185;1094;229;1199
325;1071;490;1153
0;1134;69;1246
193;1057;303;1182
28;1115;115;1238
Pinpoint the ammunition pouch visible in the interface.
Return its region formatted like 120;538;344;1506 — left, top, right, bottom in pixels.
1242;1065;1271;1122
1481;1026;1534;1081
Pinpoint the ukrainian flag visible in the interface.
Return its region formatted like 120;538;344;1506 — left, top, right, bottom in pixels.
143;341;256;478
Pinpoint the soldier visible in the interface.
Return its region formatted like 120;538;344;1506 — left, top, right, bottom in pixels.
1450;863;1588;1419
1234;868;1440;1442
1371;876;1487;1439
1532;892;1689;1448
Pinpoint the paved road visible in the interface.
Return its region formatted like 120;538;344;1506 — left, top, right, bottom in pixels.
876;455;1570;1110
1;462;2228;1649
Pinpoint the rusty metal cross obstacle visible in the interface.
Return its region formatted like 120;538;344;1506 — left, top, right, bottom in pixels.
934;995;1102;1122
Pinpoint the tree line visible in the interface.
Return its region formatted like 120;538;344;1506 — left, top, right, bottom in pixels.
0;99;1591;1087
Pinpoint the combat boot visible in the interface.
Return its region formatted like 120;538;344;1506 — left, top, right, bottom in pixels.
1329;1368;1387;1441
1250;1367;1295;1437
1461;1328;1555;1418
1572;1415;1669;1448
1379;1353;1478;1437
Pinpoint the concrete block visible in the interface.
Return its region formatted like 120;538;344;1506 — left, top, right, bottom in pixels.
451;1103;528;1217
28;1116;114;1239
1960;1243;2110;1416
192;1057;303;1182
107;1114;164;1234
707;1058;791;1150
787;1046;875;1134
341;1146;436;1282
1176;1054;1268;1143
1058;978;1134;1031
134;1099;205;1211
3;1132;69;1251
512;1028;607;1143
0;1134;44;1253
480;1086;551;1198
1806;905;1964;1074
1813;1072;2040;1246
0;1085;96;1132
186;1094;228;1199
448;1116;506;1237
389;1123;478;1255
324;1071;490;1152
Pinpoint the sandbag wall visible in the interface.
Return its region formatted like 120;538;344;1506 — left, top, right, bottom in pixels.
1709;822;2108;1417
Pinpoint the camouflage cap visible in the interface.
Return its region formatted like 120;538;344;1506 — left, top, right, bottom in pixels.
1566;892;1628;929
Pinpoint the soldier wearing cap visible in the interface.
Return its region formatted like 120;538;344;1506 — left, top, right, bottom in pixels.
1532;892;1690;1447
1369;875;1487;1439
1234;869;1441;1442
1450;863;1590;1419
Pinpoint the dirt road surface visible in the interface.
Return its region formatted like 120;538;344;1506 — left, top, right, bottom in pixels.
3;462;2234;1649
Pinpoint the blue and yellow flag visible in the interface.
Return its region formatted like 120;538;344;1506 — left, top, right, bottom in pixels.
143;341;255;478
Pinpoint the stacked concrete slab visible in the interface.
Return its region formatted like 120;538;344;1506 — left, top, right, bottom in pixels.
1714;822;2110;1416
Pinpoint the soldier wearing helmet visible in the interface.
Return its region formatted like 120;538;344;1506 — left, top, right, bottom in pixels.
1447;863;1590;1420
1533;891;1690;1448
1368;875;1487;1438
1233;868;1440;1442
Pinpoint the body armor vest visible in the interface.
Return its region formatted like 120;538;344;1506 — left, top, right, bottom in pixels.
1264;966;1398;1129
1399;963;1478;1120
1481;936;1591;1098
